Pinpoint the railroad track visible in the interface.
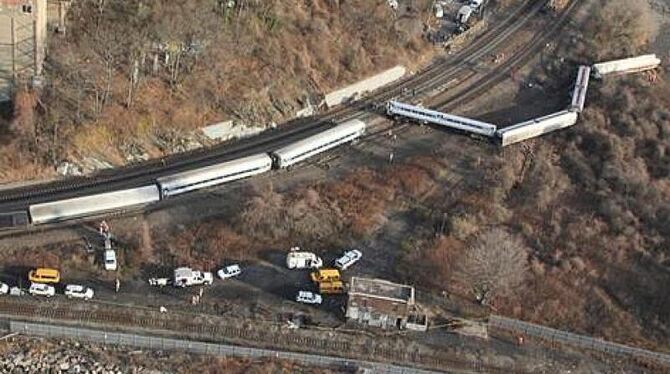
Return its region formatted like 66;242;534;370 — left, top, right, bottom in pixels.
0;0;549;210
0;298;516;373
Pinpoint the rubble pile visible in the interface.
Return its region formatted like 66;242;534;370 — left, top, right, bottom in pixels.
0;338;158;374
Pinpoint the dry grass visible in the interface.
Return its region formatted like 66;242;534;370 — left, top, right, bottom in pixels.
0;0;434;181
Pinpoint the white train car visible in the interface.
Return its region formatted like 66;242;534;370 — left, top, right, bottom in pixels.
497;110;578;147
592;54;661;79
386;100;497;137
29;185;160;224
156;153;272;198
271;119;366;168
570;65;591;113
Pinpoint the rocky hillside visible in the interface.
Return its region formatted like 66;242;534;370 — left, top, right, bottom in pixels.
1;0;433;181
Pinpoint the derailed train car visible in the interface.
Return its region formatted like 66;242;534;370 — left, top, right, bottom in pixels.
570;65;591;113
270;119;366;168
29;185;161;224
592;54;661;79
386;100;497;137
496;110;578;147
156;153;272;198
21;120;367;225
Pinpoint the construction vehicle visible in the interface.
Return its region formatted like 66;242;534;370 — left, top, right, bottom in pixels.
310;268;341;283
318;280;345;294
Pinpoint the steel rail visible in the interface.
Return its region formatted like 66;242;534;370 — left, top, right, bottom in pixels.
0;0;546;210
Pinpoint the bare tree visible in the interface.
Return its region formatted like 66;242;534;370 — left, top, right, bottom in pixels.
586;0;656;59
454;228;528;305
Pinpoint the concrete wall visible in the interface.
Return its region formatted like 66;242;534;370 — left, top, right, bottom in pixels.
324;66;406;108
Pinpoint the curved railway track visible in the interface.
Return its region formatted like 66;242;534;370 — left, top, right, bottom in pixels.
0;0;550;210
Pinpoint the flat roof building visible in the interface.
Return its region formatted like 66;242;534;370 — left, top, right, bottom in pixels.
346;277;426;330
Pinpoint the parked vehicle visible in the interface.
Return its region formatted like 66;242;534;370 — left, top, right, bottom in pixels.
217;264;242;280
310;269;341;283
457;5;473;24
148;277;170;287
28;268;60;284
104;249;118;271
296;291;322;305
29;283;55;298
9;286;24;296
334;249;363;270
64;284;94;300
0;282;8;295
174;267;213;287
318;280;345;294
286;248;323;269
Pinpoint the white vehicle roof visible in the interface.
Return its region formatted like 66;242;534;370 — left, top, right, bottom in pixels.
174;267;195;277
30;185;160;224
65;284;88;292
157;153;272;197
104;249;116;258
271;120;366;168
458;5;473;17
287;251;318;259
30;283;53;290
298;291;316;298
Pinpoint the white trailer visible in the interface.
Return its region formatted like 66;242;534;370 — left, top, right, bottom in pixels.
156;153;272;198
386;100;497;137
592;54;661;79
271;119;366;168
570;65;591;113
29;185;160;224
286;250;323;269
496;110;578;147
173;267;213;287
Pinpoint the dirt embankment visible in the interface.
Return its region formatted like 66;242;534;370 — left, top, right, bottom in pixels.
0;0;433;182
0;336;339;373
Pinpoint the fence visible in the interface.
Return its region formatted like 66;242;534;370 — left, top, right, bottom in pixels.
9;321;443;374
489;315;670;367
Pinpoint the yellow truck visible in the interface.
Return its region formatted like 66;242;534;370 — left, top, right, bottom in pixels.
318;280;345;294
310;268;341;283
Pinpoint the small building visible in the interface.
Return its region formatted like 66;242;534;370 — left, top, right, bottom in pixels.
346;277;426;330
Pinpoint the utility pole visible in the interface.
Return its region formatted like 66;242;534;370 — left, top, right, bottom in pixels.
33;0;47;80
10;17;16;80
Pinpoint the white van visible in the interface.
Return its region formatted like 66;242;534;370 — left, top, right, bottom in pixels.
286;250;323;269
104;249;118;271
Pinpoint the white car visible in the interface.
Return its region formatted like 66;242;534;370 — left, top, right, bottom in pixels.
217;264;242;280
64;284;94;300
334;249;362;270
296;291;322;305
29;283;55;298
104;249;118;271
0;282;8;295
